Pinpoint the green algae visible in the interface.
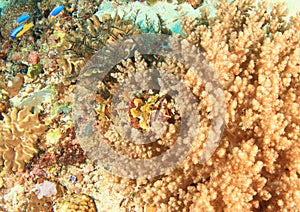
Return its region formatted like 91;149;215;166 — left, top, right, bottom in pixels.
27;63;43;79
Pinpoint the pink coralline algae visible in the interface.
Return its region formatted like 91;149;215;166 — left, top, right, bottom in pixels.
36;180;57;199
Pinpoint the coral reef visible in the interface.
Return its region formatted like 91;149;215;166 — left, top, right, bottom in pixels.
57;14;139;82
27;63;43;80
28;51;40;65
94;0;300;211
123;0;204;8
31;126;86;174
93;51;196;161
4;73;25;98
0;0;299;211
96;0;201;34
37;0;102;20
0;107;47;172
26;193;54;212
55;138;86;166
36;180;57;199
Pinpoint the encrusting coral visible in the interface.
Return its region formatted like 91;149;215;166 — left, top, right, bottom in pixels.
0;107;47;172
97;0;300;211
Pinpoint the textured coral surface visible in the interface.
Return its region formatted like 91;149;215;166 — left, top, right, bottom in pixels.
103;1;300;211
0;107;47;172
54;194;97;212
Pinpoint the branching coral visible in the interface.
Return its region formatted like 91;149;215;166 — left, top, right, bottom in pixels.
99;0;300;211
94;52;187;160
0;0;297;211
0;107;47;172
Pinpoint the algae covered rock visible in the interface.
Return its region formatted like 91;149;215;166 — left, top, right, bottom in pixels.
27;63;43;79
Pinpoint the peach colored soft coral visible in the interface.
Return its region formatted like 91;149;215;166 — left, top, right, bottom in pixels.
109;0;300;211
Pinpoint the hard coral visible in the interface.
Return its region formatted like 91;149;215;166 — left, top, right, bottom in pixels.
0;107;47;172
54;194;97;212
4;73;24;98
26;183;65;212
57;14;139;82
26;193;53;212
101;0;300;211
92;52;188;161
28;51;40;65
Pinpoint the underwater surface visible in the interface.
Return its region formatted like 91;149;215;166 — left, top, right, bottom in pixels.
0;0;299;211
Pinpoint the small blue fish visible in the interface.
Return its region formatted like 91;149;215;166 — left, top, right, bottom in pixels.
10;24;24;38
69;176;77;185
15;22;34;37
49;5;64;17
17;14;30;23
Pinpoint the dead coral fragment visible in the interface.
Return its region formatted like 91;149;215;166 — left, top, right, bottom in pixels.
0;107;47;172
54;194;97;212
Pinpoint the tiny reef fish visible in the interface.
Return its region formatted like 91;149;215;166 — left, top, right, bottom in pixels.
10;22;34;38
49;5;64;17
16;22;34;37
10;24;24;38
17;14;30;23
